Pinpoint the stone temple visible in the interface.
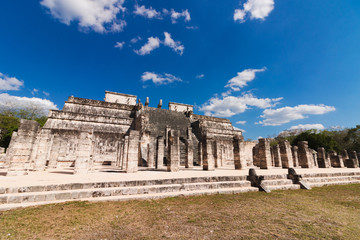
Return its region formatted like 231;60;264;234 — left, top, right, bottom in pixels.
1;91;360;176
2;91;255;175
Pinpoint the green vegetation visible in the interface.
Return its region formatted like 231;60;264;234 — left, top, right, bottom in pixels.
0;107;48;148
273;126;360;154
1;184;360;239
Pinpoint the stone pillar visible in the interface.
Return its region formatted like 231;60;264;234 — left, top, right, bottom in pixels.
291;146;299;167
329;151;344;168
252;144;260;167
349;151;359;168
126;130;140;173
32;129;52;171
258;138;272;169
233;137;246;170
342;150;350;168
279;140;294;168
74;131;93;174
185;128;193;168
317;147;331;168
167;130;180;172
156;136;165;169
121;136;129;170
215;141;222;168
298;141;315;168
147;140;155;168
203;137;216;171
198;141;203;166
270;147;275;167
272;145;282;167
6;120;40;175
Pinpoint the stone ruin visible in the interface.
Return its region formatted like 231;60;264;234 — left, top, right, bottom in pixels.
1;91;256;175
1;91;359;175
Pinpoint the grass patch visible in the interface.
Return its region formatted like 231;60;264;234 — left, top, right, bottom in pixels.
1;184;360;239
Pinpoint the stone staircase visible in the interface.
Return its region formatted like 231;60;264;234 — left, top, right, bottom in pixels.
260;174;300;192
0;175;258;211
301;172;360;188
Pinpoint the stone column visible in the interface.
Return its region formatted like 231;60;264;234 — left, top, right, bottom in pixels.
126;130;140;173
258;138;272;169
121;136;129;170
156;136;165;169
329;151;344;168
74;131;93;174
252;144;260;167
198;142;203;166
298;141;315;168
270;147;275;167
203;137;216;171
32;129;52;171
185;128;193;168
291;146;299;167
342;150;350;168
147;140;155;168
215;141;222;168
317;147;330;168
233;137;246;170
167;130;180;172
349;151;359;168
279;140;294;168
272;145;282;167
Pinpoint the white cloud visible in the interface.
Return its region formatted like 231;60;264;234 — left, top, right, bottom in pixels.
185;26;198;30
43;91;50;97
163;32;184;55
130;36;142;44
134;37;161;55
0;93;58;115
196;74;205;79
289;124;325;131
0;72;24;91
31;88;39;95
225;68;266;91
141;72;182;85
200;93;282;118
134;5;161;19
236;120;247;125
258;104;336;126
114;41;125;49
40;0;126;33
233;126;246;132
234;0;274;23
170;9;191;23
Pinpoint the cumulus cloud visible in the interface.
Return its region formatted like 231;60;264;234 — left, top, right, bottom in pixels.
170;9;191;23
114;41;125;49
200;93;282;118
258;104;336;126
236;120;247;125
233;126;246;132
141;72;182;85
133;5;161;19
289;124;325;131
0;93;58;115
234;0;274;23
196;74;205;79
0;72;24;91
225;68;266;91
163;32;184;55
40;0;126;33
134;37;161;55
130;36;142;44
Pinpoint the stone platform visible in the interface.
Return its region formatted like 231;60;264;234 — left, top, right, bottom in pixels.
1;167;360;211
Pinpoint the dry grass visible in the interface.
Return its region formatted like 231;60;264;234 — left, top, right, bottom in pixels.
1;184;360;240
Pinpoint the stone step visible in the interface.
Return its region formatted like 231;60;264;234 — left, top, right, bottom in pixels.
306;180;360;188
265;184;301;191
301;172;360;178
0;187;259;211
0;175;249;195
262;174;288;180
0;181;252;205
303;176;360;183
261;179;294;186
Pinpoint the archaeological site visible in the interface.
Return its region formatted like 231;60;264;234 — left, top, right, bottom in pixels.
1;91;360;210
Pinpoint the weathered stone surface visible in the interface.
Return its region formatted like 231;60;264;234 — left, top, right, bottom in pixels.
291;146;299;167
272;145;282;167
298;141;316;168
279;140;294;168
167;130;180;172
317;147;331;168
329;151;344;168
203;137;215;171
349;151;359;168
126;130;140;173
258;138;272;169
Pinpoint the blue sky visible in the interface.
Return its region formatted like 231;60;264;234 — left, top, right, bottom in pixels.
1;0;360;140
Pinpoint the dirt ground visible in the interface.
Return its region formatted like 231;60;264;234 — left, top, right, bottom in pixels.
1;184;360;240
